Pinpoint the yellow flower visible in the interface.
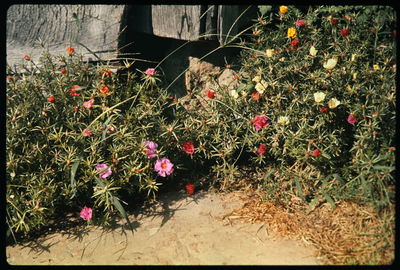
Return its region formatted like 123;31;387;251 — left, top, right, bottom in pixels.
279;57;285;62
351;54;357;62
323;57;338;70
309;46;318;56
314;92;326;103
373;64;380;70
230;90;239;99
287;27;297;39
252;76;261;83
277;116;289;125
279;6;288;14
241;91;248;97
255;82;266;94
352;72;357;81
266;49;274;58
328;98;341;109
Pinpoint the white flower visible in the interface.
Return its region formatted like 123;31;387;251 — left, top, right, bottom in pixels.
309;46;318;56
266;49;274;58
277;116;289;126
313;92;326;103
328;98;341;109
323;57;338;70
255;81;267;94
230;90;239;99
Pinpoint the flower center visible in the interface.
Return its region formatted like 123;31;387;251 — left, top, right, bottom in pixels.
161;163;167;169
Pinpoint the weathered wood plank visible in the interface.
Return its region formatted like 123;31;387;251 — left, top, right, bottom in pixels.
6;4;127;67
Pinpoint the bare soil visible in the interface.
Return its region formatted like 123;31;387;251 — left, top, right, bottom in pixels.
6;190;321;265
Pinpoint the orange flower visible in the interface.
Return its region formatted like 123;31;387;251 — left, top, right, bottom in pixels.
251;91;262;101
47;96;55;103
23;55;31;61
99;85;110;95
60;69;68;75
66;47;75;55
279;6;288;14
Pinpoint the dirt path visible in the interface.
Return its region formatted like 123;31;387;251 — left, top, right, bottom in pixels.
6;191;322;265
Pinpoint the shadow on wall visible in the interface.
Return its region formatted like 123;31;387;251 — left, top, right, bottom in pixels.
120;5;242;97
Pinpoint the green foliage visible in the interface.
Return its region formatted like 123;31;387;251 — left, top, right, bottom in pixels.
171;5;396;208
6;51;176;239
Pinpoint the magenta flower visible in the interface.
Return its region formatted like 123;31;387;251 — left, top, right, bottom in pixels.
347;114;357;125
145;68;155;76
154;157;174;177
144;141;158;158
96;163;112;178
80;206;92;220
253;115;269;131
83;99;95;109
257;143;266;155
295;19;306;27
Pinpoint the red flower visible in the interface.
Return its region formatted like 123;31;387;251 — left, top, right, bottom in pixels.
73;106;79;112
320;106;329;113
102;69;113;77
182;141;195;154
99;85;110;95
291;39;300;49
251;91;262;101
347;114;357;125
205;89;215;99
331;18;338;25
312;148;321;157
253;115;269;131
69;88;80;96
256;143;266;155
60;69;68;75
7;76;13;82
295;19;306;27
66;47;75;55
47;96;55;103
23;55;31;61
185;184;195;195
341;28;350;37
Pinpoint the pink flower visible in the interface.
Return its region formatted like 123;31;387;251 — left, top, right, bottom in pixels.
154;157;174;177
82;129;93;137
80;206;92;220
83;99;95;109
312;148;321;157
295;19;306;27
257;144;266;155
182;141;195;154
96;163;112;178
144;141;158;158
253;115;269;131
347;114;357;125
145;68;156;76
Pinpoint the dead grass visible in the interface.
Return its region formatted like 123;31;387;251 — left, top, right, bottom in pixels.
227;191;395;265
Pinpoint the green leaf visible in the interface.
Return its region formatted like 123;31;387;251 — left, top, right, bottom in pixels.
324;194;336;210
294;177;305;200
258;5;272;16
101;115;114;141
372;165;395;171
111;195;133;232
70;159;80;199
306;195;322;214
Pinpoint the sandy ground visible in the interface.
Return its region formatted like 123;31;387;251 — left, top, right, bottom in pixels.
6;191;322;265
